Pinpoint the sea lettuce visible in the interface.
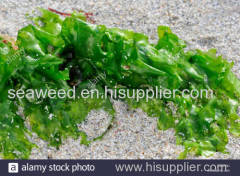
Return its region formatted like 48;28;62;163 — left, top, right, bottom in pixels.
0;9;239;159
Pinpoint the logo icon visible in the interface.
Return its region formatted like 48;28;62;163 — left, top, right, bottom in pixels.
8;163;19;173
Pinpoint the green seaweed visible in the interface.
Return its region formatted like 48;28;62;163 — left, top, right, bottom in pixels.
0;9;239;159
